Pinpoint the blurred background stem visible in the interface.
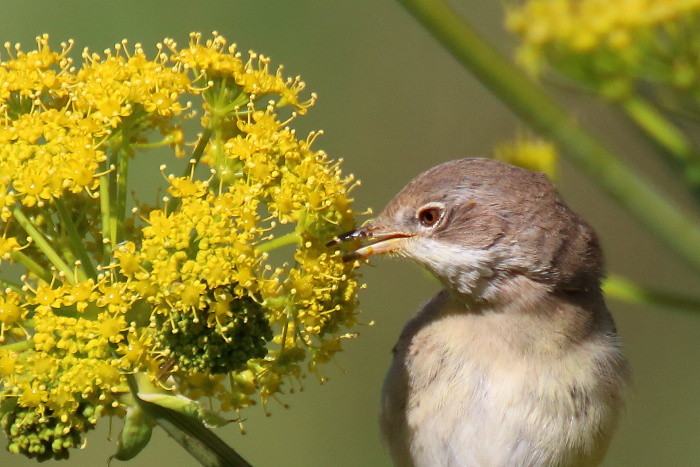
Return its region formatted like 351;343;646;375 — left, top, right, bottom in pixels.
605;275;700;314
396;0;700;276
622;97;694;164
621;96;700;197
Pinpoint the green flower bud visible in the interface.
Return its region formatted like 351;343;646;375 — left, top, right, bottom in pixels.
110;405;153;462
156;288;273;374
1;402;97;461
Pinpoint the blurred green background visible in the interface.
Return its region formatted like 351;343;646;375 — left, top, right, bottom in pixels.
1;1;699;466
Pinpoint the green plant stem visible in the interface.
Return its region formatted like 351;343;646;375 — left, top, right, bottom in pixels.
126;375;252;467
0;277;23;294
9;251;51;283
604;275;700;313
108;147;119;250
188;78;249;181
622;97;694;161
152;407;252;467
165;125;215;215
115;126;131;244
41;212;82;279
99;168;114;260
188;127;214;174
0;339;33;352
396;0;700;275
622;96;700;194
132;138;174;149
256;231;300;254
55;198;97;280
12;208;75;283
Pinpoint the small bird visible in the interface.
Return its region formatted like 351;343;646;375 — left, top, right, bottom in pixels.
332;158;629;467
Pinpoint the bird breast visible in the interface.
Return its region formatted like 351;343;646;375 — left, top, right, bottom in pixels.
380;290;627;467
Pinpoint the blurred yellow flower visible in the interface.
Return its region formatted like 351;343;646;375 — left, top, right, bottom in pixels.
494;135;558;179
507;0;700;99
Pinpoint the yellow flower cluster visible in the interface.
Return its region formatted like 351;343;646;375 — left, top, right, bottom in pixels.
507;0;700;98
0;32;362;461
508;0;700;52
494;135;558;180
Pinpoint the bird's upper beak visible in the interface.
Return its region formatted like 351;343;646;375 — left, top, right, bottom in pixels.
327;222;413;261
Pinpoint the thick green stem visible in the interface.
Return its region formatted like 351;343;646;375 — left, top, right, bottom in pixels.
12;208;75;283
152;407;252;467
125;375;252;467
396;0;700;274
604;275;700;313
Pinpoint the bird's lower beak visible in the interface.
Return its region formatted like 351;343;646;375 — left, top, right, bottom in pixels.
327;224;412;261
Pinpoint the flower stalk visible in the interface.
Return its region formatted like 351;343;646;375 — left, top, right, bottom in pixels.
11;208;75;283
9;251;52;284
54;198;96;280
604;275;700;314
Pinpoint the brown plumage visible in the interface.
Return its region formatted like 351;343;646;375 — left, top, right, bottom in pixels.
334;158;629;467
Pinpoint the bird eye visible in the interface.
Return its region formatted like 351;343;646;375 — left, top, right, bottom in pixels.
418;205;442;227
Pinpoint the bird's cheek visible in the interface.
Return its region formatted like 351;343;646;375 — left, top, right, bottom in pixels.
407;238;493;280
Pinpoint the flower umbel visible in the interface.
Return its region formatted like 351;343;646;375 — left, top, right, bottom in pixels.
0;32;362;461
507;0;700;100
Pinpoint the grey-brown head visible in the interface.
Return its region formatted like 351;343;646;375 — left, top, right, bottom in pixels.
333;158;603;301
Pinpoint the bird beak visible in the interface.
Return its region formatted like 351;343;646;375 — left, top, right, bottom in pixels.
327;223;413;261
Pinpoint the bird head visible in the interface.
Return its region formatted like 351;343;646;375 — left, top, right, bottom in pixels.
331;158;603;301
